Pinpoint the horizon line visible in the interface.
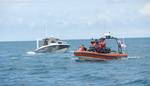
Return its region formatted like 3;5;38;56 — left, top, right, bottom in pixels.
0;36;150;42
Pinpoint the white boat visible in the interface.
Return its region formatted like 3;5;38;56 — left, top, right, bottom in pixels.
34;37;70;53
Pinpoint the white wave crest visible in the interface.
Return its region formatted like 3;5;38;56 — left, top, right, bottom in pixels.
127;56;141;59
68;51;74;53
26;51;36;55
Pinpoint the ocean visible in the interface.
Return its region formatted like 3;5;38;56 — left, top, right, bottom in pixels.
0;38;150;86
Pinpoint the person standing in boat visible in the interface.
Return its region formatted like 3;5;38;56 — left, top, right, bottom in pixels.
44;38;49;45
118;39;126;54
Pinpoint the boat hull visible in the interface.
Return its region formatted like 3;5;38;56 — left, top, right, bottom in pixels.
74;51;128;61
34;45;69;53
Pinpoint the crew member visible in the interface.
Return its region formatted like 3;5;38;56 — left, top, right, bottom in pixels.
78;45;87;51
97;38;106;53
88;40;98;52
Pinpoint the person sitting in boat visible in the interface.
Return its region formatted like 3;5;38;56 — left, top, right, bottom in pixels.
88;39;98;52
78;45;87;51
97;38;106;53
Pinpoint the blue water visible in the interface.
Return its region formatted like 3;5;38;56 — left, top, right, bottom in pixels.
0;38;150;86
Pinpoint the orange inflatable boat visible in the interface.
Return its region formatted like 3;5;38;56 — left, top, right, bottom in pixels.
74;33;128;61
74;51;128;60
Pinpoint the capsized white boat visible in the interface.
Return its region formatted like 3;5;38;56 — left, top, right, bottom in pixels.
34;37;70;53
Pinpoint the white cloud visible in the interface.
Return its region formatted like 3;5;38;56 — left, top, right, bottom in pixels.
17;17;24;24
97;14;112;22
111;0;126;3
29;21;36;28
140;3;150;16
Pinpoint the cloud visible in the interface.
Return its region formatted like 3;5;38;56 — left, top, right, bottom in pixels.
140;3;150;16
111;0;126;3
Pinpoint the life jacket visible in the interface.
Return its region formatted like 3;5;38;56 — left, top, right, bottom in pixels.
92;42;97;47
99;41;106;48
78;46;86;51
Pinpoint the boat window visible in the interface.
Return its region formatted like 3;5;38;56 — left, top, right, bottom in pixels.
58;42;62;44
51;41;56;43
44;39;49;45
106;39;119;53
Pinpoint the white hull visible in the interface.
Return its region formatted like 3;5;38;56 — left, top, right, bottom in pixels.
34;44;69;53
53;48;68;53
34;37;70;53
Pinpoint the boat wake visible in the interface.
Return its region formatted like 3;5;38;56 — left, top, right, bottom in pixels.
26;51;36;55
127;56;141;59
68;51;74;53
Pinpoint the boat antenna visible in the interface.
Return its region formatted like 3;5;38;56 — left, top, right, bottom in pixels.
36;39;39;49
45;24;48;38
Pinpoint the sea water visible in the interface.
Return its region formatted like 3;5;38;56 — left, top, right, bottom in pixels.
0;38;150;86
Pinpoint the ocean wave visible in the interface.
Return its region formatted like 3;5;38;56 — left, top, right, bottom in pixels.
122;78;147;86
68;51;74;53
26;51;36;55
127;56;141;59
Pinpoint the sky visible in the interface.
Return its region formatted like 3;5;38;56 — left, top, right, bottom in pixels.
0;0;150;41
